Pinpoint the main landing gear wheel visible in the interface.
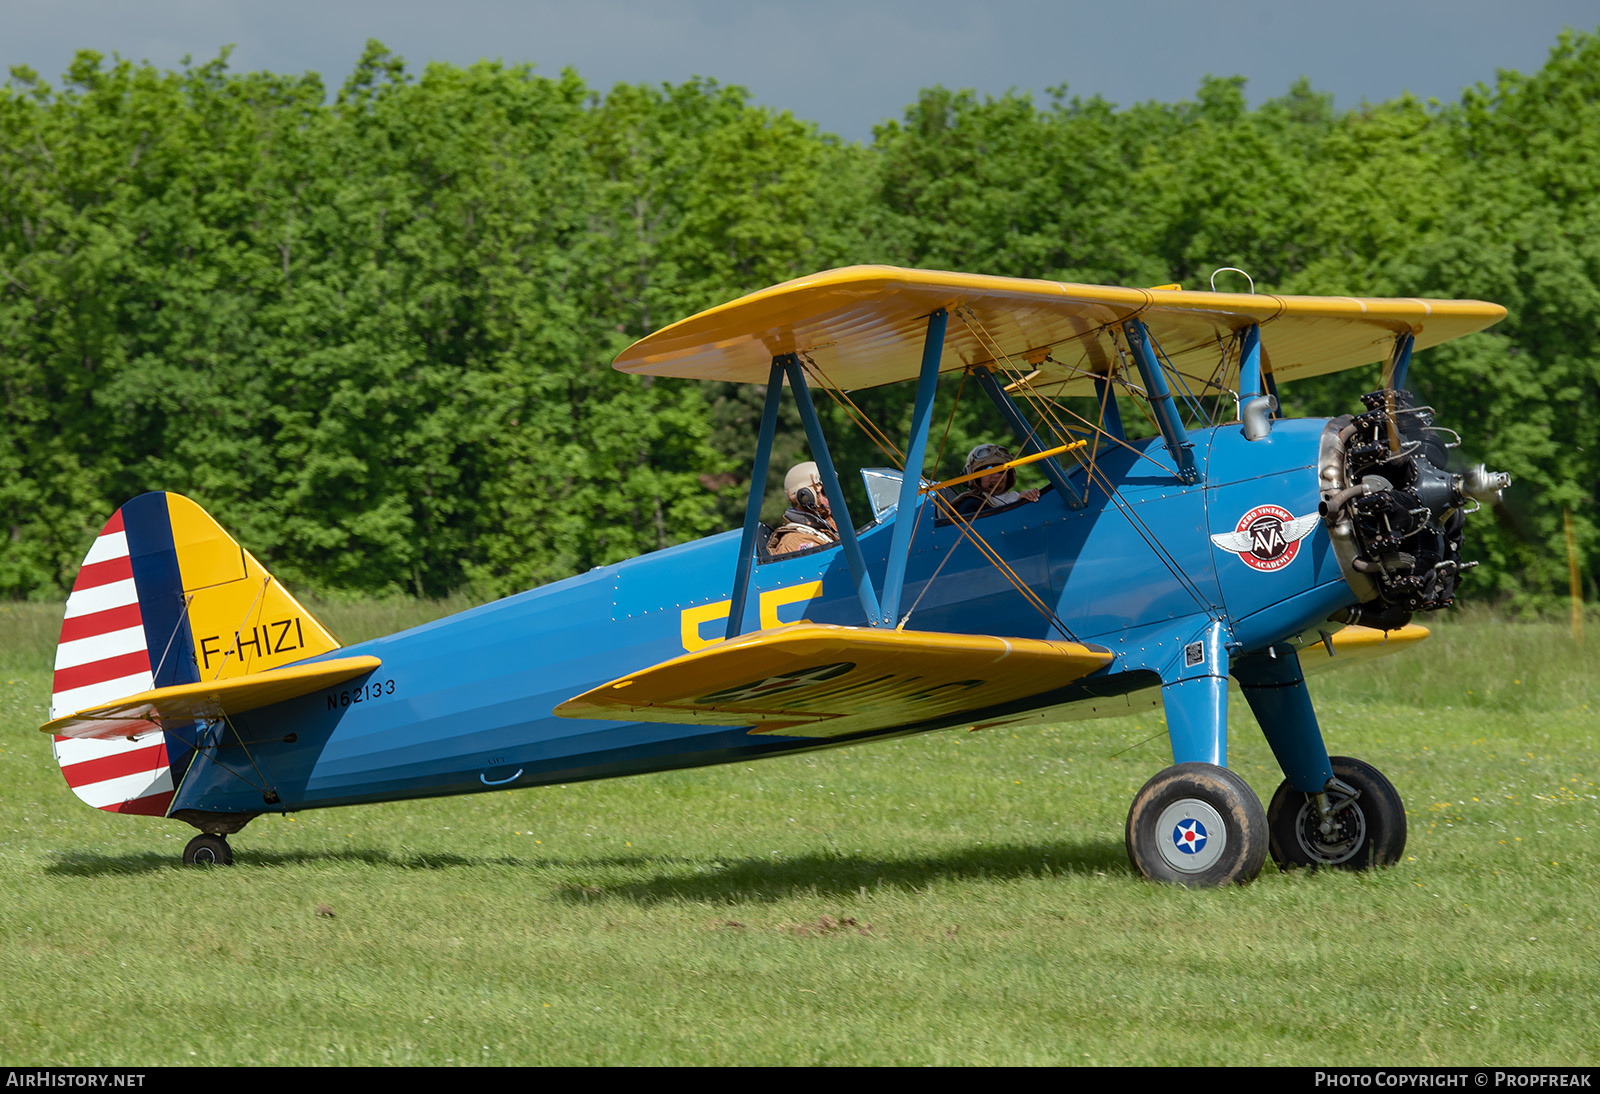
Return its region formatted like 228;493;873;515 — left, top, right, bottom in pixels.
1267;756;1407;871
183;833;234;866
1125;763;1268;887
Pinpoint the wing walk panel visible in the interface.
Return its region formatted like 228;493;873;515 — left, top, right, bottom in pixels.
555;624;1114;740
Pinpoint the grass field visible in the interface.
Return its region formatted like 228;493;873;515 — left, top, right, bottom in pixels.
1;600;1595;1065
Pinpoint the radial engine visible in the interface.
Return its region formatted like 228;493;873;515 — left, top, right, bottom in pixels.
1320;389;1511;630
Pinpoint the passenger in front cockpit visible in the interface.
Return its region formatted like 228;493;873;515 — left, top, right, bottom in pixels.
952;444;1040;520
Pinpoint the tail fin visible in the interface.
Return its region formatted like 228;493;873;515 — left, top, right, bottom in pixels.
49;492;340;815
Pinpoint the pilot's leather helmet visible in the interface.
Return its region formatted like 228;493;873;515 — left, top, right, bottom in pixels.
965;444;1015;490
784;461;826;510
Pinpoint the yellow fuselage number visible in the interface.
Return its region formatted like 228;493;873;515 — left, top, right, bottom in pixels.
680;581;823;651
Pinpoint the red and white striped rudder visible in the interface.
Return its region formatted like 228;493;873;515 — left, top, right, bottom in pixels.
49;509;172;816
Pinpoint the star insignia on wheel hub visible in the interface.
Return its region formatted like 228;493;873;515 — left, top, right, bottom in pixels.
1172;818;1208;855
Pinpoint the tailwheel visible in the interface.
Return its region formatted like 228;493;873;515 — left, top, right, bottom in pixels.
1125;763;1268;887
183;833;234;866
1268;756;1407;870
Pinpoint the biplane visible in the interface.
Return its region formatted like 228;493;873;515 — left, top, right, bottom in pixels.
41;266;1510;885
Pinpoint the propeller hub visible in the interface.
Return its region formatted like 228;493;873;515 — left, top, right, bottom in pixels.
1461;464;1511;504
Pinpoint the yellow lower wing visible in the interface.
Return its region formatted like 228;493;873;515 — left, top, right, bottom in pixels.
555;624;1113;740
42;655;382;740
1301;623;1430;675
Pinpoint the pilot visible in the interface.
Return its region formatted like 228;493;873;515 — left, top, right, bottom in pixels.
767;461;841;555
952;443;1041;519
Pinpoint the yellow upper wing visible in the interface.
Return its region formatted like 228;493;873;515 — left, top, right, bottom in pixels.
555;623;1114;740
613;265;1506;394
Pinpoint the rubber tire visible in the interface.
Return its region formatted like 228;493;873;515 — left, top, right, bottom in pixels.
1125;762;1269;887
183;833;234;866
1267;756;1407;871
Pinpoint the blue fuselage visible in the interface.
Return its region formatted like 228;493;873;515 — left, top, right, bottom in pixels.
175;419;1357;816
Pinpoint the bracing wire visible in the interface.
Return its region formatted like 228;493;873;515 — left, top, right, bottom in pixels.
218;707;275;796
150;592;198;684
797;350;1080;641
206;575;274;682
958;312;1217;618
799;355;905;466
1145;326;1220;428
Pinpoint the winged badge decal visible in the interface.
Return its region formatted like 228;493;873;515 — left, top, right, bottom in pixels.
1210;505;1321;572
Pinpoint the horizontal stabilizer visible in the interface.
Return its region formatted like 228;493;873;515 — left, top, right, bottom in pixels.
555;624;1113;740
1300;623;1430;675
42;655;382;741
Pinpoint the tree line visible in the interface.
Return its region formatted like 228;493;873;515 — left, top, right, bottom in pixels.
2;35;1595;605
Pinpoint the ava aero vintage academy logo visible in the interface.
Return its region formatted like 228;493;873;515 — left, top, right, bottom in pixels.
1209;504;1321;572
